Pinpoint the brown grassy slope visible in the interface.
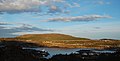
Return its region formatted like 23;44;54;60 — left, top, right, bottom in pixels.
1;33;120;49
16;33;90;41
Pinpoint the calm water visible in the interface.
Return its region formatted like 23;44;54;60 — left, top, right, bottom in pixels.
24;47;80;57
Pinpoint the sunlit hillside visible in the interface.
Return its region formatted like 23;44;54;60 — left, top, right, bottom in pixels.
16;33;90;41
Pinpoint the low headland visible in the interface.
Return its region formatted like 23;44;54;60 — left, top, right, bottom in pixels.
0;33;120;49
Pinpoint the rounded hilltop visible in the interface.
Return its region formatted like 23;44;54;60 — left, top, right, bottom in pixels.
16;33;90;41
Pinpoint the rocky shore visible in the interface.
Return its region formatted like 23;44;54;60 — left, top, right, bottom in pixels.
0;40;120;61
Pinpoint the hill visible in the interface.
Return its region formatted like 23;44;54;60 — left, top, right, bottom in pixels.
0;33;120;49
16;33;90;41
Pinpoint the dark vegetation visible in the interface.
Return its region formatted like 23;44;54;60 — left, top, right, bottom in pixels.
0;41;49;61
0;40;120;61
0;40;44;47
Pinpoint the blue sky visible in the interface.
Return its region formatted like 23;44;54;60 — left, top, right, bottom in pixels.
0;0;120;39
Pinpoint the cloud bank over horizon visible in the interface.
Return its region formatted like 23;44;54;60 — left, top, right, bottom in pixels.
0;22;53;37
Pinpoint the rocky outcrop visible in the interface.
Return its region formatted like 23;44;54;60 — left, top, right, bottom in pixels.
0;41;49;61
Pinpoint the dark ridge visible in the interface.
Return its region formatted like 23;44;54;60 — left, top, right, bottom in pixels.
0;40;44;47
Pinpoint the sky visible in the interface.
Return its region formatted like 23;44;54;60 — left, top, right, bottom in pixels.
0;0;120;39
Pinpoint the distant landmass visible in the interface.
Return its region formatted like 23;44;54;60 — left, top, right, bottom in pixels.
0;33;120;49
16;33;90;40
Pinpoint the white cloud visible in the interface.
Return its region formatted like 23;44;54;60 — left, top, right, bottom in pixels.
44;14;111;22
0;22;10;25
0;0;40;13
0;0;111;14
0;0;82;14
48;5;63;13
0;0;72;14
92;0;111;5
65;2;80;8
73;3;80;7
